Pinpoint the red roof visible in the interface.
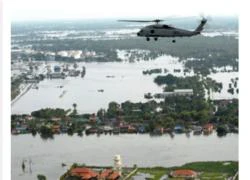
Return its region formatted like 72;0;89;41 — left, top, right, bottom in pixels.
108;171;120;180
71;167;98;179
171;169;197;177
99;169;113;179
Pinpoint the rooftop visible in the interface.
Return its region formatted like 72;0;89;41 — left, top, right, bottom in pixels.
170;169;197;178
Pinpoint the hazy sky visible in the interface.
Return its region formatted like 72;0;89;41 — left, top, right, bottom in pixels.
10;0;238;21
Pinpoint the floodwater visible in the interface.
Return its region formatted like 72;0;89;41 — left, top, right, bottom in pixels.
11;55;238;114
11;133;238;180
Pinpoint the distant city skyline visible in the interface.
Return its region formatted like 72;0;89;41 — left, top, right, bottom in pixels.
10;0;238;21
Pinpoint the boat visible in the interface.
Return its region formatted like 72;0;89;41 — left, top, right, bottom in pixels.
59;90;67;98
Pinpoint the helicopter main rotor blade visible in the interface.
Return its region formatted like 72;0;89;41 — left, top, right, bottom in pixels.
118;19;165;23
118;20;154;23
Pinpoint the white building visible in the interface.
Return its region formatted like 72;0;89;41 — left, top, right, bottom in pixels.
154;89;194;98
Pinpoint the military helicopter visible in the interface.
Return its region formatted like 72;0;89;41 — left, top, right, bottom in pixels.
118;17;207;43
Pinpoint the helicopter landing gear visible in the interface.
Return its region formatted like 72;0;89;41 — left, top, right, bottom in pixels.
154;37;158;41
146;37;150;41
172;39;176;43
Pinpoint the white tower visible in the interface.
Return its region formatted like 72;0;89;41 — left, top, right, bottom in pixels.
113;155;122;175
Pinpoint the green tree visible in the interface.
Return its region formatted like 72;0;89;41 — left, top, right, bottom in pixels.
37;174;46;180
107;101;120;118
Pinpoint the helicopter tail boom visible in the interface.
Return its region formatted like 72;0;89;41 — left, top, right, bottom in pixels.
194;18;207;34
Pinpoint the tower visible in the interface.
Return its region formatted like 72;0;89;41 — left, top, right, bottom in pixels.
113;155;122;175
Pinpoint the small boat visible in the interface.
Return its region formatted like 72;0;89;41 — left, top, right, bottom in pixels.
59;90;67;98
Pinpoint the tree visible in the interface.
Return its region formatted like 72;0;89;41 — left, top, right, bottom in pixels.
97;109;105;120
37;174;46;180
39;125;53;139
107;102;120;118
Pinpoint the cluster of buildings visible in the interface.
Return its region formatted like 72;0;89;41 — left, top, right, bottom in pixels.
61;154;200;180
57;50;96;59
12;46;97;61
47;64;86;78
11;111;216;137
154;89;194;99
62;155;122;180
68;168;120;180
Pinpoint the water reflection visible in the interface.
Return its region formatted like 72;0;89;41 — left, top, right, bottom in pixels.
34;130;237;139
40;134;54;140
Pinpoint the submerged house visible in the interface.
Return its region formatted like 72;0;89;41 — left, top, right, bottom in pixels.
174;125;184;133
119;125;137;133
51;125;61;134
203;123;214;132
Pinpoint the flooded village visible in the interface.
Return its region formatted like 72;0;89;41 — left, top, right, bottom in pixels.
11;17;238;180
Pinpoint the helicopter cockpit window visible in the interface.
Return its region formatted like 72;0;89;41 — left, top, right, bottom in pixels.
163;25;172;29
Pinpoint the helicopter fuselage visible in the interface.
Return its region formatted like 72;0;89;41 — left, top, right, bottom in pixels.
137;24;199;38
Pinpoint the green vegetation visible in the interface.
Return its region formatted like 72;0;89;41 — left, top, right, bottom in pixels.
31;108;69;119
138;167;169;179
214;99;238;126
37;174;47;180
136;161;238;180
178;161;238;175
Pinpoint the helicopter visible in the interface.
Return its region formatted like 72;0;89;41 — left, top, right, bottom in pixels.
118;17;207;43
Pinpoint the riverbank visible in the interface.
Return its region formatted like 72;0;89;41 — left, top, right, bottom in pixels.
60;161;238;180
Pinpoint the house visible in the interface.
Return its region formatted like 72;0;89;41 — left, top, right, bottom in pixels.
14;125;28;134
170;169;198;179
137;125;146;133
193;125;202;135
153;127;164;134
85;127;98;134
120;125;137;133
203;123;214;132
51;125;61;134
154;89;193;98
174;125;184;133
102;126;113;133
89;114;97;123
70;167;98;180
25;115;34;121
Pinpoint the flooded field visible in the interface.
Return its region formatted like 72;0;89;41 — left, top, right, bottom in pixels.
11;55;238;114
